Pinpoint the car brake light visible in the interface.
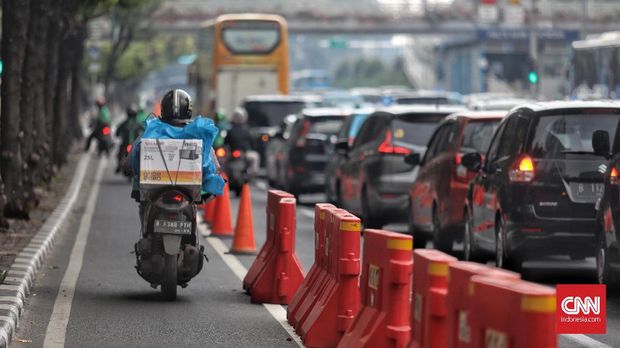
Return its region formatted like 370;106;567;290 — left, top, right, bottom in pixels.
232;150;241;158
611;166;620;184
102;126;111;136
378;130;411;155
509;155;535;182
216;148;226;158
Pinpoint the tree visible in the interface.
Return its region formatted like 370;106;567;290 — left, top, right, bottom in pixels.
1;0;31;218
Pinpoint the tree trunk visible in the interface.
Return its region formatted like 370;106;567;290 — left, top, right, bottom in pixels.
1;0;31;219
53;34;74;166
43;7;62;179
69;23;87;141
33;0;54;185
20;0;50;208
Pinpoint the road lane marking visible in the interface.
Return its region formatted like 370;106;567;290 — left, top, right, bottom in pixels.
197;221;303;347
43;159;106;348
562;334;612;348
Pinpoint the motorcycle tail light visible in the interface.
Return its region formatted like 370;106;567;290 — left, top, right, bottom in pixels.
164;191;187;204
216;148;226;158
126;144;132;153
102;126;111;136
232;150;241;158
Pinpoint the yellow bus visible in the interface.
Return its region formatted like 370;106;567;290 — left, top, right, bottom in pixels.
189;14;289;116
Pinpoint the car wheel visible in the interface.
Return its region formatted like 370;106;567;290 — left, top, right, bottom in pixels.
596;236;618;287
362;188;382;229
463;208;483;262
495;219;521;271
432;204;453;254
408;200;427;248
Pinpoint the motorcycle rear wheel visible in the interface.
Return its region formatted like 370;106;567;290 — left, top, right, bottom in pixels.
161;254;177;301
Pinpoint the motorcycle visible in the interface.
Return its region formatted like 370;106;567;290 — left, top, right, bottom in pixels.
117;143;133;180
225;149;252;196
134;187;205;301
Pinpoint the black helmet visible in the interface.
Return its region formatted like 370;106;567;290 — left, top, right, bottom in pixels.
160;89;192;125
126;104;138;118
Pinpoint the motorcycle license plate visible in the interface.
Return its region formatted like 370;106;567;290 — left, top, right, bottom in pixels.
154;219;192;235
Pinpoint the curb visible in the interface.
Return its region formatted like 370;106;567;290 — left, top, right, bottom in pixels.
0;154;91;347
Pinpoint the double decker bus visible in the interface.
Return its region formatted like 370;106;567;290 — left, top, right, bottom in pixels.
569;31;620;99
189;14;289;116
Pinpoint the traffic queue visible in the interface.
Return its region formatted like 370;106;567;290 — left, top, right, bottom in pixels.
238;90;620;287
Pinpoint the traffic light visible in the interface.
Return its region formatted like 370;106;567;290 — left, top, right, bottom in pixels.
527;57;538;85
528;70;539;84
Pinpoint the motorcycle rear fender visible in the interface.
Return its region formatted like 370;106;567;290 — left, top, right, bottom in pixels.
161;234;182;255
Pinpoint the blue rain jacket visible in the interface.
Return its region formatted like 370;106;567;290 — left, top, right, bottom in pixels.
131;116;225;196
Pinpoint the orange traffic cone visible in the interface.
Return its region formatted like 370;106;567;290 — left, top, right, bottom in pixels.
202;199;216;224
211;181;234;237
230;183;256;254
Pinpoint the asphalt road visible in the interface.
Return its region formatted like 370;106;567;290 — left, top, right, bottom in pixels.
10;160;620;347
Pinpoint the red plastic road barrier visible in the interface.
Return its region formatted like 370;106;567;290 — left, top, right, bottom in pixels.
243;190;292;293
339;229;413;348
242;190;305;304
288;203;337;329
445;262;520;348
469;276;557;348
409;249;457;348
299;209;362;347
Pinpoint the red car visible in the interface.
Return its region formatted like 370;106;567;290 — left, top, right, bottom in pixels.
407;111;505;252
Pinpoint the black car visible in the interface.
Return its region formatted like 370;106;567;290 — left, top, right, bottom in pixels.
593;112;620;285
242;95;317;166
325;108;374;203
336;105;464;228
280;108;348;196
461;101;620;270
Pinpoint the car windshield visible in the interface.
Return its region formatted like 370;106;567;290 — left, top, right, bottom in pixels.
461;120;501;153
245;101;306;128
395;96;463;106
348;114;370;139
529;113;620;159
309;117;345;136
392;114;447;148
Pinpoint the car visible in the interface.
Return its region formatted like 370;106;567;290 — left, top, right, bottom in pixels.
325;108;374;203
242;95;316;166
593;118;620;286
265;114;298;188
470;98;535;111
461;101;620;270
408;111;505;251
320;90;366;109
279;108;349;196
335;105;465;228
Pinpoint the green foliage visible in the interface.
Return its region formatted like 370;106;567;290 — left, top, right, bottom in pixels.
333;57;410;89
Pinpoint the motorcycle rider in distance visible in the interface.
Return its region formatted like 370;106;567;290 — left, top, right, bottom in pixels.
129;89;225;206
224;107;260;177
84;96;111;152
115;104;144;173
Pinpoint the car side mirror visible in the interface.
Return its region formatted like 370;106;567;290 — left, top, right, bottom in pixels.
335;139;349;155
461;152;482;171
404;153;420;166
592;130;610;158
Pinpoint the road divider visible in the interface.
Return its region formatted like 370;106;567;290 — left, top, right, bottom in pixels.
242;190;305;304
445;262;520;348
295;208;362;347
339;229;413;348
288;203;337;329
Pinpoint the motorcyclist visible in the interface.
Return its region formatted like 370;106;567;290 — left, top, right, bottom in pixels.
129;89;225;206
115;104;144;173
84;97;111;152
224;107;260;176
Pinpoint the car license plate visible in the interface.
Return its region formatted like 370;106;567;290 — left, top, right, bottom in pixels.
154;219;192;235
569;182;604;200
